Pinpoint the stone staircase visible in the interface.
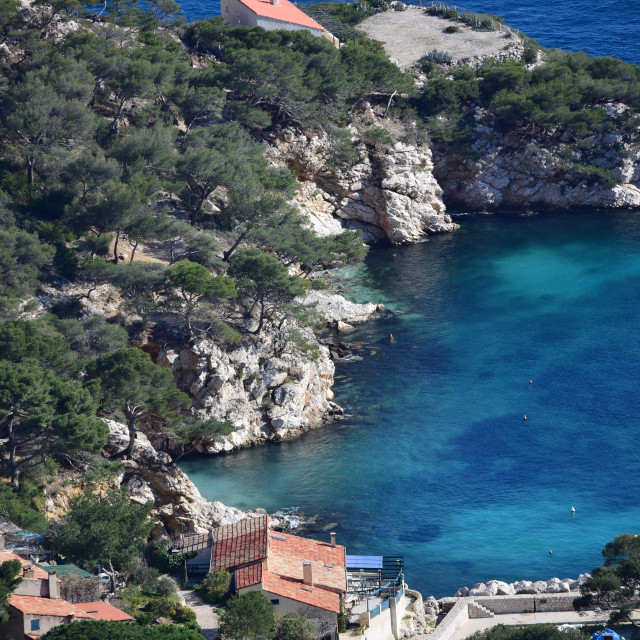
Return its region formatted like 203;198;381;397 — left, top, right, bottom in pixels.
468;601;495;619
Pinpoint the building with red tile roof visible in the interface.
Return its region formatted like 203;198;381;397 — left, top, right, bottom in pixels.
73;601;134;622
208;515;346;634
0;550;132;639
222;0;325;36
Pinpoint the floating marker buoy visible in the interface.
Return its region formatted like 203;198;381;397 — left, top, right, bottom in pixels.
529;380;533;384
523;415;527;421
549;549;553;555
571;506;575;513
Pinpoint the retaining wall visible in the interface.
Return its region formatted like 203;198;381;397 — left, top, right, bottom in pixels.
429;593;579;640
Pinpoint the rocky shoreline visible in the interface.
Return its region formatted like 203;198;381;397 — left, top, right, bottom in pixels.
453;574;591;598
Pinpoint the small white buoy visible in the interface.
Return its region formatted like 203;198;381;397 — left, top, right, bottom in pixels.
570;506;575;513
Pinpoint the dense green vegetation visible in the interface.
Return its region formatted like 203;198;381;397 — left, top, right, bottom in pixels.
43;620;204;639
574;533;640;627
0;559;21;622
414;50;640;150
0;0;402;538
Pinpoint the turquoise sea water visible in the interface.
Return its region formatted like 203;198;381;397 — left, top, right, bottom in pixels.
181;211;640;597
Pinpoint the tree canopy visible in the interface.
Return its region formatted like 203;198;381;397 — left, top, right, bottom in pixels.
219;591;276;640
86;348;190;459
574;533;640;626
42;620;203;639
48;489;154;591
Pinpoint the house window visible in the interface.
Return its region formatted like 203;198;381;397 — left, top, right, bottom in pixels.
31;619;40;631
270;599;280;605
225;4;228;12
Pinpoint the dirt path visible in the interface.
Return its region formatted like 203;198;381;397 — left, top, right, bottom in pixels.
175;584;220;640
357;7;520;69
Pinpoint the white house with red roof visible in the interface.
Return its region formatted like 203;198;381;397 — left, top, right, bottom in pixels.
0;547;132;639
222;0;325;37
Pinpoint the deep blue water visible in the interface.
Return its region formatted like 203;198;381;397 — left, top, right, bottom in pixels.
180;0;640;65
182;211;640;597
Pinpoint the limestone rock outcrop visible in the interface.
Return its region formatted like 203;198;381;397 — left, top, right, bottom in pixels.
105;420;247;536
155;325;339;454
434;104;640;211
299;290;383;325
267;128;458;243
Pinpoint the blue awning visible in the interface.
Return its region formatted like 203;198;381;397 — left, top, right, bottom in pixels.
346;555;383;569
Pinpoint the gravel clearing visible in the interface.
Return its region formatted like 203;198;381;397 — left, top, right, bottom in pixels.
356;7;521;69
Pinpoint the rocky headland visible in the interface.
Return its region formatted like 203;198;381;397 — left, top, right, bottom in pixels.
432;103;640;211
267;127;458;243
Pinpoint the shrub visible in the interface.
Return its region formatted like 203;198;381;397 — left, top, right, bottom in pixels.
173;603;197;625
444;25;460;33
420;48;453;64
310;279;328;290
362;127;392;147
444;8;458;19
155;576;177;598
199;569;232;604
146;540;184;575
523;45;538;64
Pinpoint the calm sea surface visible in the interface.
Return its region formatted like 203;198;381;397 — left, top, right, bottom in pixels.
179;1;640;597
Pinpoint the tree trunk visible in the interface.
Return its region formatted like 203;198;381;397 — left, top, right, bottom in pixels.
222;230;248;262
27;157;35;187
8;415;19;490
113;227;121;264
129;240;139;262
124;415;137;459
107;559;117;594
110;96;127;135
252;297;266;335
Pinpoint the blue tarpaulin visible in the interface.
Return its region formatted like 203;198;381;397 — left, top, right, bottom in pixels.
346;555;383;569
592;630;622;640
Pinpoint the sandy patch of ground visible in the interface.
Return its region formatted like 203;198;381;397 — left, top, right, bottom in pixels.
357;7;520;69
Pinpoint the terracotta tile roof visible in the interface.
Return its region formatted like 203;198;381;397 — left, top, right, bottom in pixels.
268;532;346;593
9;595;93;617
236;0;324;31
262;572;341;613
211;516;268;572
0;551;61;582
211;515;346;613
74;601;134;621
235;560;263;589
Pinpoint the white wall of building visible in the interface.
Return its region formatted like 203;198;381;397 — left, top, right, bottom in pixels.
222;0;257;27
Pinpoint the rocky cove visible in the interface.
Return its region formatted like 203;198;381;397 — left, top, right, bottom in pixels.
28;4;640;603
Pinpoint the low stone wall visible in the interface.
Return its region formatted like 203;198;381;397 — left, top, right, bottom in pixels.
429;593;579;640
429;598;470;640
474;594;576;614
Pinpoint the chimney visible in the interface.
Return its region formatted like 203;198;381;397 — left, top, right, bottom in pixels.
23;566;35;579
49;570;59;599
270;0;280;5
302;561;313;586
330;532;336;547
0;534;4;550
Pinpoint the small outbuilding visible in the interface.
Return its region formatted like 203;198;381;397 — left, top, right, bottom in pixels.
222;0;325;37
